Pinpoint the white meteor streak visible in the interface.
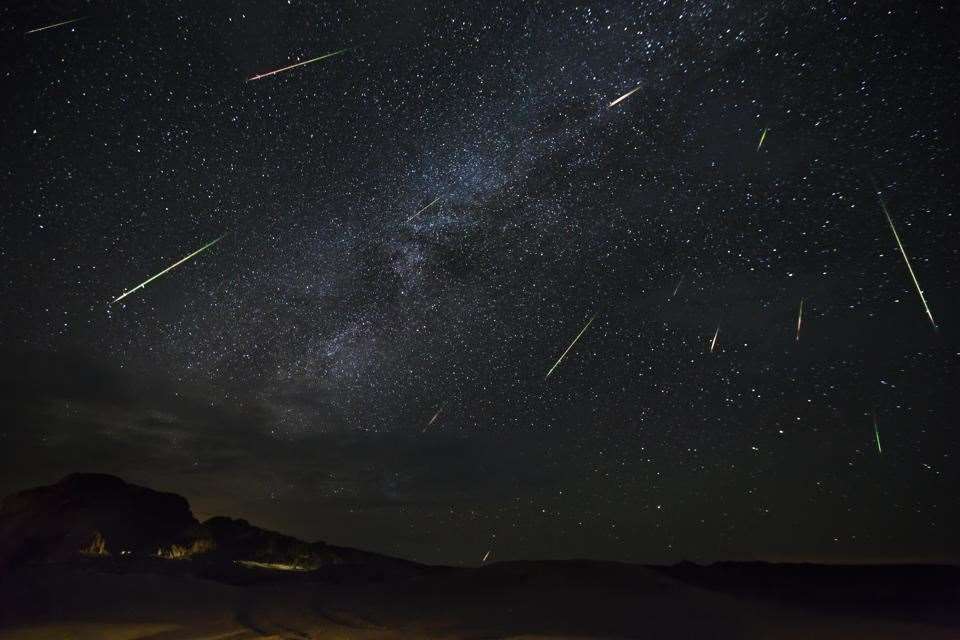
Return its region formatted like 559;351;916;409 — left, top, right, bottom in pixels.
608;85;642;107
545;314;597;379
709;325;719;353
247;48;349;81
111;234;226;304
796;298;804;341
671;276;684;299
26;17;87;34
405;196;441;224
422;407;443;433
482;550;491;563
878;195;937;331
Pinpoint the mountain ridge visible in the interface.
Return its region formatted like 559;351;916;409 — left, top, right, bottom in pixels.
0;473;417;577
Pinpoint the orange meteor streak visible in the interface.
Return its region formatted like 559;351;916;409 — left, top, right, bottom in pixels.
247;48;349;82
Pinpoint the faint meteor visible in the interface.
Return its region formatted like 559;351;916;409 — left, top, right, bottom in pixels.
26;17;87;34
481;550;491;564
111;234;226;304
756;127;769;151
422;407;443;433
873;412;882;455
608;85;642;107
405;196;441;224
877;194;937;331
709;325;720;353
545;314;596;379
671;276;684;299
247;48;349;81
796;298;804;341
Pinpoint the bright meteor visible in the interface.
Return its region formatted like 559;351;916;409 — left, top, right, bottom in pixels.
26;17;87;34
709;325;720;353
873;412;882;455
481;550;491;564
877;193;937;331
608;85;642;107
406;196;441;224
247;48;350;82
796;298;804;341
545;314;596;379
757;127;769;151
111;234;226;304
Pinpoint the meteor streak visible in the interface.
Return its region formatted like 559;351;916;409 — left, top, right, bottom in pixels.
482;550;491;564
709;325;720;353
671;276;684;298
757;127;769;151
422;407;443;433
877;194;937;331
608;85;642;107
111;234;226;304
873;412;882;455
796;298;804;341
545;314;596;379
26;17;87;34
405;196;441;224
247;48;349;81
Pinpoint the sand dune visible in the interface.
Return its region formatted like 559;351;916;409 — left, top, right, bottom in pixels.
3;561;959;639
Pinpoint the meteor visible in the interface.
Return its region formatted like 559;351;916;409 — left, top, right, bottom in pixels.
111;234;226;304
709;325;720;353
873;412;882;455
481;550;491;564
671;276;684;299
26;17;87;34
405;196;441;224
757;127;769;151
247;48;349;82
796;298;804;341
422;407;443;433
608;85;642;107
545;314;597;379
877;193;937;331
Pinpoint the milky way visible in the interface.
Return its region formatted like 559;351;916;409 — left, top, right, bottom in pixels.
1;1;957;565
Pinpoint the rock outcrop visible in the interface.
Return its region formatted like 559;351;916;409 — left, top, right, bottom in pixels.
0;473;416;580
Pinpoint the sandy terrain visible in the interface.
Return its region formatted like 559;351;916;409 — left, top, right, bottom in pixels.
2;561;958;639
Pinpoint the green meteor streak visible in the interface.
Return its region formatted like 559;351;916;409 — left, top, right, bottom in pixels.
873;413;882;455
111;234;226;304
757;127;769;151
545;314;597;379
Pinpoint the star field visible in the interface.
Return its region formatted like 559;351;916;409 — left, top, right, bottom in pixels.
1;1;958;565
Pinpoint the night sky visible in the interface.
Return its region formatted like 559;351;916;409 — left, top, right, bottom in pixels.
1;1;958;566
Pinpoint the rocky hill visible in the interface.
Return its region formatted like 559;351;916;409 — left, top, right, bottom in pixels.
0;473;414;578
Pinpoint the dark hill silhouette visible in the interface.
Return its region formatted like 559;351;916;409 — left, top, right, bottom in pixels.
0;473;415;578
0;473;203;566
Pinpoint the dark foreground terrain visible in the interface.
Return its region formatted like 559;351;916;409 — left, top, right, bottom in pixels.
1;475;957;639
